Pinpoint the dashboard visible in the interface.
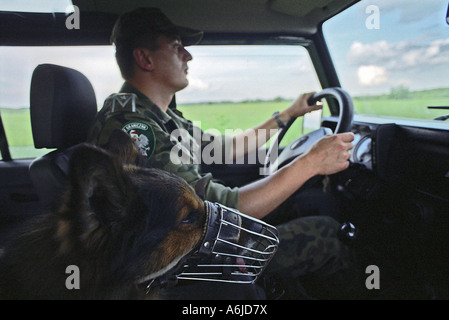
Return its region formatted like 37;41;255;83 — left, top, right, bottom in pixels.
351;124;373;170
321;117;375;170
322;115;449;202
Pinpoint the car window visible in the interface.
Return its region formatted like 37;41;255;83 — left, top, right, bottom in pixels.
177;45;323;146
0;44;321;159
0;0;72;13
323;0;449;122
0;46;122;159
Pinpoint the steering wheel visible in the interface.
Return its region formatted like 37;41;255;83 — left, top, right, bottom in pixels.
262;87;354;175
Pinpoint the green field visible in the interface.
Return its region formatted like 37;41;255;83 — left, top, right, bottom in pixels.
178;100;307;147
178;87;449;133
1;87;449;159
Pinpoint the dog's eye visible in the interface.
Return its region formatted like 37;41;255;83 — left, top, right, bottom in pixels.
181;210;200;224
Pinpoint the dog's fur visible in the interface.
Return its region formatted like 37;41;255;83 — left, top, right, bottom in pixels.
0;131;206;299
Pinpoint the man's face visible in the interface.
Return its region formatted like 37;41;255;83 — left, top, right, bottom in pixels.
148;35;193;92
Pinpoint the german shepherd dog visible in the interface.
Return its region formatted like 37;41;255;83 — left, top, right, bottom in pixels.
0;131;207;299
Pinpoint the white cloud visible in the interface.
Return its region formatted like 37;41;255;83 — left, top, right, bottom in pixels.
348;37;449;72
343;35;449;93
0;46;123;108
357;65;388;86
187;77;209;90
178;45;321;103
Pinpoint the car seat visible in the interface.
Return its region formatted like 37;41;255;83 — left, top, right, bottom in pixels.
29;64;97;210
27;64;272;300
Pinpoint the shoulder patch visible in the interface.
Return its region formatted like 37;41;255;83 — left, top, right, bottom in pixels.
106;93;138;113
121;122;155;158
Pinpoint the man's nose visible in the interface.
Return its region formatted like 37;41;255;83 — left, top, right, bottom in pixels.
183;47;193;62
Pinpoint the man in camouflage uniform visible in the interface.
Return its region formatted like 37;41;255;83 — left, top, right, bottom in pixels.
88;7;363;299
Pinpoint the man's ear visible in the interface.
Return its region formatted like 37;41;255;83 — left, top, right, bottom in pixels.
66;144;132;228
133;48;153;72
104;129;145;166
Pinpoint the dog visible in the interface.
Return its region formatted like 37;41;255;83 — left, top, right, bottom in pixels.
0;130;207;299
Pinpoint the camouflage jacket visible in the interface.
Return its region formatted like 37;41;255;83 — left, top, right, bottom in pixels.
87;82;239;208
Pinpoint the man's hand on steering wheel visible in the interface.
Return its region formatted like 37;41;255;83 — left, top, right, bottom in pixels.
301;132;355;176
263;87;355;175
285;92;324;119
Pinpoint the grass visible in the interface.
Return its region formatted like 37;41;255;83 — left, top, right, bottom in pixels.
177;100;306;147
353;97;449;119
0;108;33;146
1;87;449;159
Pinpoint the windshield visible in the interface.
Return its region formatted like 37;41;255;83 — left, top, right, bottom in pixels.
323;0;449;121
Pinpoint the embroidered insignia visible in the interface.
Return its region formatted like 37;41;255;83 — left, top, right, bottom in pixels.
121;122;155;158
108;93;138;113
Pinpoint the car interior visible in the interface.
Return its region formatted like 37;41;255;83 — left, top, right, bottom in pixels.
1;0;449;299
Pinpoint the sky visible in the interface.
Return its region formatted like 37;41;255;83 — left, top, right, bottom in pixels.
323;0;449;96
0;0;449;108
0;0;72;12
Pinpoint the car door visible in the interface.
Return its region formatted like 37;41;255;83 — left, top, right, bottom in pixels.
0;113;42;245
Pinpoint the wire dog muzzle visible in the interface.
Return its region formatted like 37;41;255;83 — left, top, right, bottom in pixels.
177;201;279;284
139;201;279;292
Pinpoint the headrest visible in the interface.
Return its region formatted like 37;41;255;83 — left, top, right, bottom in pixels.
30;64;97;149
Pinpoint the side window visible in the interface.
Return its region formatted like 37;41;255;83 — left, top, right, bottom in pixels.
0;46;122;160
176;45;323;146
0;44;321;160
0;108;37;159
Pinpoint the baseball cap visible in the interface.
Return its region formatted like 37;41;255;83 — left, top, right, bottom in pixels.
111;7;203;47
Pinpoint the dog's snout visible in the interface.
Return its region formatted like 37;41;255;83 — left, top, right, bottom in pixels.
175;201;279;284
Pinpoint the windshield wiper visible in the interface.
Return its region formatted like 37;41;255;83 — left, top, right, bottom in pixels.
428;106;449;121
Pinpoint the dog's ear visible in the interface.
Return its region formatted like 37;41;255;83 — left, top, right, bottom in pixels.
65;144;133;226
104;129;147;167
